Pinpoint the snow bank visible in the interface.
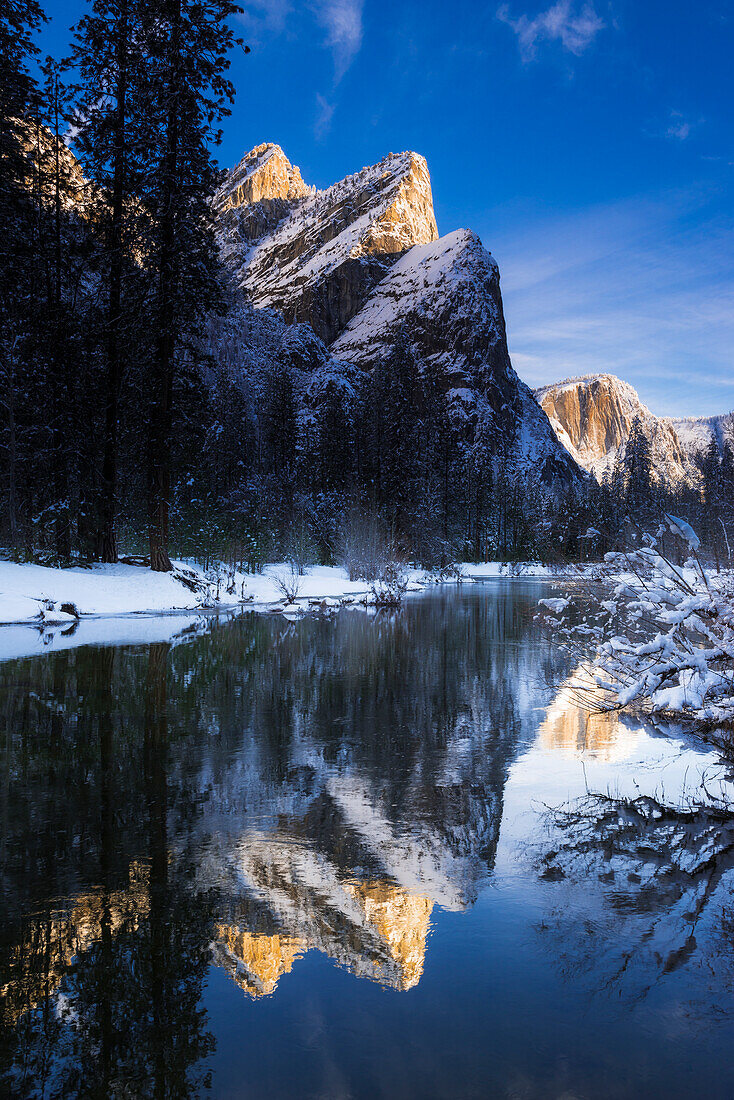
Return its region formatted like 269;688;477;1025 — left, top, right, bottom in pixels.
0;560;378;625
0;558;589;629
462;562;582;578
0;614;212;663
0;556;593;663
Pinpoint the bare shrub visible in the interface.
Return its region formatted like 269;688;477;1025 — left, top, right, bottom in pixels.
273;564;302;603
369;560;408;607
435;561;465;583
338;509;398;582
284;517;318;576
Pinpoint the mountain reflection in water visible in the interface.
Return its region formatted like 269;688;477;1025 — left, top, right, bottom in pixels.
2;584;734;1100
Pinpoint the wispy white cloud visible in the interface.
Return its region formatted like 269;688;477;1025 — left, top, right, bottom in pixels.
312;0;364;80
309;1;364;138
665;110;703;142
314;93;336;139
497;0;604;61
239;0;293;37
240;0;364;78
240;0;364;139
488;190;734;417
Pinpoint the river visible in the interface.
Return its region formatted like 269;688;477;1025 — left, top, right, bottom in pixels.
1;581;733;1098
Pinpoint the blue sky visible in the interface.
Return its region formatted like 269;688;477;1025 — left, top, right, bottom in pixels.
39;0;734;416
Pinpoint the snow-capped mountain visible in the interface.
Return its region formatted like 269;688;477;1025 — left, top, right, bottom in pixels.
216;143;438;343
535;373;729;488
216;143;581;484
331;229;577;479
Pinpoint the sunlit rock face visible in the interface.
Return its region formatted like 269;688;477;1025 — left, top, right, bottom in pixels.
211;877;432;997
214;142;309;212
16;118;94;214
213;142;583;483
535;374;701;488
538;673;643;762
214;143;311;248
214;144;582;482
217;147;439;343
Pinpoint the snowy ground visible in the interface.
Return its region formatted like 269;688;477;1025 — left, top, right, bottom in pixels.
0;557;587;664
0;560;383;624
0;557;589;628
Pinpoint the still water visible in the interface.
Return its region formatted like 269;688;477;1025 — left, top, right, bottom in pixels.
2;582;734;1099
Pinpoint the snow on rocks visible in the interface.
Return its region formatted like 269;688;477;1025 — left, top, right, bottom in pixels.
538;597;571;614
214;143;583;486
540;527;734;735
217;148;439;344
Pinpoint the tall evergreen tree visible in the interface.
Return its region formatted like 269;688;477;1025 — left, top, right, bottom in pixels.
71;0;150;562
623;415;653;514
0;1;46;264
0;1;46;551
140;0;243;571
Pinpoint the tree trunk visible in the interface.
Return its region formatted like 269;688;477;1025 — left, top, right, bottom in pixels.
100;0;129;564
148;0;180;573
51;74;71;562
6;336;19;552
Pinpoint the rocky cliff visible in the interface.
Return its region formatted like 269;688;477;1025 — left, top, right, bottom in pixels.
217;145;439;344
216;143;581;484
535;373;704;488
669;413;729;458
214;142;309;213
331;228;578;480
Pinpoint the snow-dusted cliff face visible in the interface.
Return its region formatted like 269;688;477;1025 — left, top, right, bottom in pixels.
332;229;579;480
535;374;705;488
669;414;729;457
214;142;309;213
217;143;581;484
217;146;439;344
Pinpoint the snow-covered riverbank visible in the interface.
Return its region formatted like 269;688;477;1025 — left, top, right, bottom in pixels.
0;557;587;627
0;557;587;664
0;559;378;623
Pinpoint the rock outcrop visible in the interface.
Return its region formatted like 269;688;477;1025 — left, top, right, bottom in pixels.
535;373;702;488
332;229;580;481
214;142;309;213
217;148;439;344
216;143;582;483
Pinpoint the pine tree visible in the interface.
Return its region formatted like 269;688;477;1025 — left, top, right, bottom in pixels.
71;0;150;562
623;415;653;514
33;58;86;560
0;1;46;267
139;0;243;571
371;333;419;529
0;2;46;551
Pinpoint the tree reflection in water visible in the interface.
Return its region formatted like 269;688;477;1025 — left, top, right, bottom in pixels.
537;775;734;1007
0;589;570;1096
0;643;216;1099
